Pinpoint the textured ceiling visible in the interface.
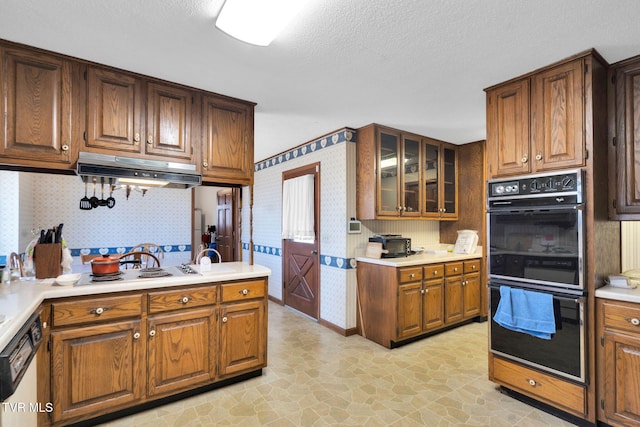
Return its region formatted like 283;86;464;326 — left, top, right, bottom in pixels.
2;0;640;161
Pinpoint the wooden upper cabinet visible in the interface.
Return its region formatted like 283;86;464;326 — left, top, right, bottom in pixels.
86;66;143;154
609;55;640;219
531;60;584;172
486;78;530;177
145;82;193;160
201;95;254;185
0;45;78;167
486;55;588;178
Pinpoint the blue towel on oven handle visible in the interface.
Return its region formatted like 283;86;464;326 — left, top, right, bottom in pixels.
493;285;556;340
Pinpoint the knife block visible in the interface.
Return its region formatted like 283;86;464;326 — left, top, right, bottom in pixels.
34;243;62;279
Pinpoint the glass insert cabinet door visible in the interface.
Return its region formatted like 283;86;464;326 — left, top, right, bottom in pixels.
378;130;400;215
424;141;439;214
402;136;420;215
443;146;456;216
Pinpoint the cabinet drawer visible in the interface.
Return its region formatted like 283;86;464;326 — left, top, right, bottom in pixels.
445;262;463;276
221;280;266;303
148;285;217;313
52;294;143;327
464;260;481;274
492;357;585;415
601;300;640;334
423;264;444;279
399;267;423;283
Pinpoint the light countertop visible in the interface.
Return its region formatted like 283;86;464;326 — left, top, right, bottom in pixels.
356;247;483;267
595;283;640;304
0;262;271;351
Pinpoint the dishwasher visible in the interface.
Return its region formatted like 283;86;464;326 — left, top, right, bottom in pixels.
0;309;44;427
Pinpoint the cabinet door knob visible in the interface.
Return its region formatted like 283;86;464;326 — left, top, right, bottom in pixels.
149;330;156;337
222;316;228;323
133;332;141;340
627;317;640;326
424;289;428;294
535;152;543;161
146;134;153;144
61;144;69;152
203;161;209;168
527;379;538;387
134;133;140;143
521;155;528;163
420;289;425;294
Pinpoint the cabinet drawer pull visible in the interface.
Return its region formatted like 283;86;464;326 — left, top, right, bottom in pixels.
471;265;476;270
453;267;458;272
149;330;156;337
90;307;108;315
239;289;250;296
527;378;538;387
409;273;415;279
433;270;438;275
627;317;640;326
179;296;191;304
133;332;140;340
222;316;228;323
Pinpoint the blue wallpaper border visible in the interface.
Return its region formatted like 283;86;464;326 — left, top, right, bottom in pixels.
255;128;356;172
243;243;356;270
70;245;191;257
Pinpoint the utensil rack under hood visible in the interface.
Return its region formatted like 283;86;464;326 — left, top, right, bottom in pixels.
76;152;201;189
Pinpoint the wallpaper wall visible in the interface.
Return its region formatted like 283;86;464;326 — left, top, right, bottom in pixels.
0;171;193;270
251;127;442;332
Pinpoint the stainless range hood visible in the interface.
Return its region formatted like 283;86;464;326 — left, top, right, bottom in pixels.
76;152;202;189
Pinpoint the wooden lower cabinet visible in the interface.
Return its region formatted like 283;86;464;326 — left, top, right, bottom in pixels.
490;355;586;417
42;277;268;426
597;298;640;426
147;308;216;397
357;258;482;348
220;300;266;376
50;319;145;423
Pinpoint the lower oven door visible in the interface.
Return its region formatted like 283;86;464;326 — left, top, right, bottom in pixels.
489;283;586;383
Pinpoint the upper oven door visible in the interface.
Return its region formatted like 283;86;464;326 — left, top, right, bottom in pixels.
487;206;585;290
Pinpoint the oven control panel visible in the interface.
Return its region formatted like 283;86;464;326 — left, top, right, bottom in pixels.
488;170;582;198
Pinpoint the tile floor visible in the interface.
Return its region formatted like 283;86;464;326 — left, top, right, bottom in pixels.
99;302;577;426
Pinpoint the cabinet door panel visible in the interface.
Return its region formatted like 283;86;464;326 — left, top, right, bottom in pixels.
531;60;584;171
463;273;481;318
445;277;463;324
1;46;74;164
486;78;530;177
202;96;252;184
220;300;265;376
377;129;401;216
86;66;142;153
398;282;423;339
402;135;421;216
147;308;215;396
146;82;192;159
423;281;444;331
51;320;144;423
604;331;640;425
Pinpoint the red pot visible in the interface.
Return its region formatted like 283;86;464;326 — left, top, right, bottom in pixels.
90;254;121;275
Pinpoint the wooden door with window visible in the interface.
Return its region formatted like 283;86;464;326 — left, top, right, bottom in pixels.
216;188;240;262
282;163;320;319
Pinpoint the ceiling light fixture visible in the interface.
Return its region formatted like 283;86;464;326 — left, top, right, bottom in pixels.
215;0;311;46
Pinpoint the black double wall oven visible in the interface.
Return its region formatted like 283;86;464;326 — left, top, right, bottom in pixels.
487;169;587;384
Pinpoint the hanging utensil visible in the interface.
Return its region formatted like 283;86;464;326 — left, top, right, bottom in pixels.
106;178;116;208
90;178;99;208
99;177;107;206
80;177;92;210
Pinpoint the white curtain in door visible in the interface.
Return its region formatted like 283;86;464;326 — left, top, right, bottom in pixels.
282;174;315;241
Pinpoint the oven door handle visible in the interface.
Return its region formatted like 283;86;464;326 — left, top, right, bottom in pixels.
488;205;583;214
